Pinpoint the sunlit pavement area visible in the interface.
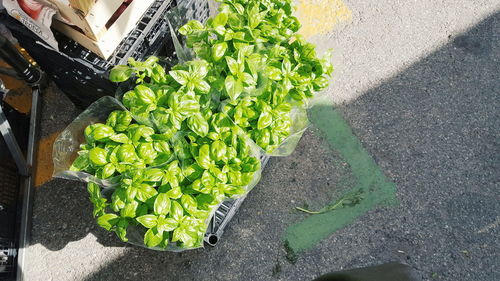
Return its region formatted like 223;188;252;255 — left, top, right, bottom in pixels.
24;1;499;280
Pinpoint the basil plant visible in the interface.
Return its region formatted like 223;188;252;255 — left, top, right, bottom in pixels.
71;0;332;250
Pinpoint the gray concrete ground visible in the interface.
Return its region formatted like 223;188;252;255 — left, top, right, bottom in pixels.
24;1;499;280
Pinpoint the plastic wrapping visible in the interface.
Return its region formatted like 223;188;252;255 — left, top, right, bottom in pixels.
265;104;309;157
220;96;310;157
53;96;127;187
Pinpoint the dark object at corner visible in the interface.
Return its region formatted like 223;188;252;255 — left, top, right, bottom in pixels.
0;33;43;281
313;262;419;281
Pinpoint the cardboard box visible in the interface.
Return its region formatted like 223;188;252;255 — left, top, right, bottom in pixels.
48;0;124;40
51;0;154;59
68;0;94;15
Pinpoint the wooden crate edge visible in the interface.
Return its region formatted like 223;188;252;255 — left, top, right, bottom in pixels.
52;0;155;59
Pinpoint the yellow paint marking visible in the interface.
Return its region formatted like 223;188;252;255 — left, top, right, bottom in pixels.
35;132;60;187
296;0;352;38
0;60;33;114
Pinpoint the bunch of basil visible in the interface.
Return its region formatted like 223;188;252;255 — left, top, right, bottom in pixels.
69;0;331;250
178;0;332;153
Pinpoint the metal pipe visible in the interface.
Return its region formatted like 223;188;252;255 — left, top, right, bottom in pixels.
0;34;40;84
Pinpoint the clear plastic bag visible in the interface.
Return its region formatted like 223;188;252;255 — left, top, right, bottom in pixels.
265;104;309;157
52;96;127;187
220;97;310;157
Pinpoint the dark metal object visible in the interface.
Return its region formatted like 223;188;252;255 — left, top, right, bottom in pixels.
0;239;17;280
0;36;40;85
313;262;419;281
0;101;29;176
0;33;43;281
15;86;40;281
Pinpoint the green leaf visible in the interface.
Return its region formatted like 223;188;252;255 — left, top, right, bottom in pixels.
134;85;156;105
117;144;137;162
210;166;227;183
187;113;209;137
106;111;118;127
87;182;101;198
246;53;262;75
97;213;118;231
115;224;128;242
166;186;182;199
248;5;262;29
196;194;218;210
232;3;244;14
101;163;115;178
196;144;212;169
169;70;190;85
70;152;89;171
136;214;158;228
111;188;127;212
144;56;159;65
179;20;204;35
210;140;227;161
137;143;158;163
212;12;228;27
313;76;329;91
136;203;148;217
194;80;210;94
191;60;209;78
181;194;197;212
153;140;170;153
144;228;163;248
257;110;273;130
92;124;115;141
242;72;256;87
225;56;239;76
115;111;132;131
157;217;178;232
136;184;158;202
109;65;132;82
201;170;215;188
89;147;108;166
225;75;243;100
212;42;228;62
177;97;200;116
172;227;195;245
144;168;164;182
282;57;292;73
182;162;204;181
266;66;282;80
154;193;171;216
120;201;138;218
170;201;184;221
109;133;129;143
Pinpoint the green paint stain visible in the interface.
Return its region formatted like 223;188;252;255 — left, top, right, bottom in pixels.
284;99;397;252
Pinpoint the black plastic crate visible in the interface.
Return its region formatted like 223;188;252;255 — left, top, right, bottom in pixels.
0;239;16;279
4;0;210;108
178;0;212;23
0;161;19;241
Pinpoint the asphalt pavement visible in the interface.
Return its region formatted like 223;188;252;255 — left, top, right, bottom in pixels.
23;1;499;280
